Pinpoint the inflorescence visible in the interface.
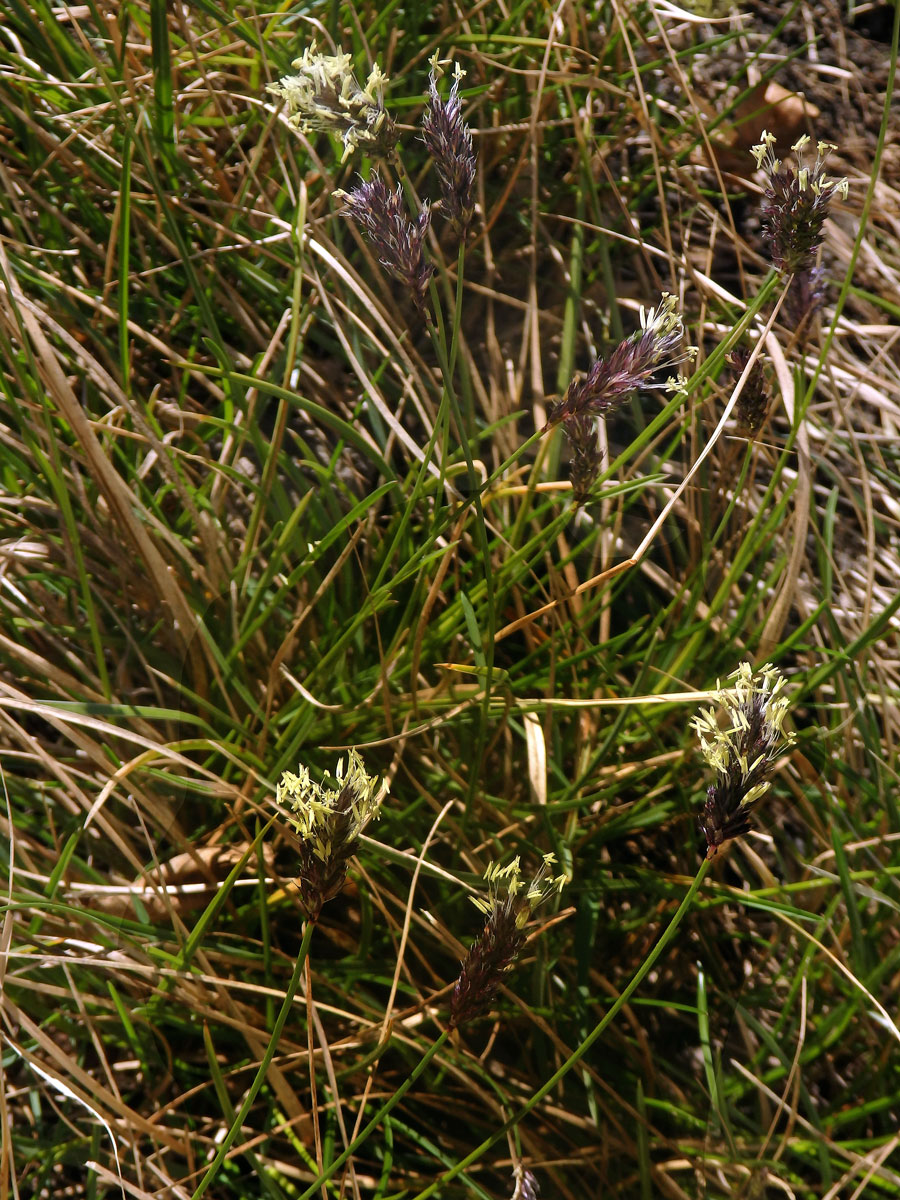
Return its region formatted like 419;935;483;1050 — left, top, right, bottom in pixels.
421;53;476;235
269;44;476;320
336;176;434;313
543;293;694;502
752;132;848;325
692;663;794;860
278;750;386;921
449;854;568;1028
511;1167;541;1200
266;41;397;163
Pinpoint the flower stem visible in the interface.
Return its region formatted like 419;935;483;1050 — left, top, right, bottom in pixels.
407;858;712;1200
297;1028;451;1200
426;264;495;831
449;239;469;427
191;919;316;1200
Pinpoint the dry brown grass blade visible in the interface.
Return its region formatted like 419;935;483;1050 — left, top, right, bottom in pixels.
3;999;189;1154
0;261;209;692
730;1058;900;1192
0;693;169;874
87;843;276;921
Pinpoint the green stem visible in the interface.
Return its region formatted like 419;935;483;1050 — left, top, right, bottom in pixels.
407;858;712;1200
449;239;468;427
191;919;316;1199
426;265;496;829
297;1028;451;1200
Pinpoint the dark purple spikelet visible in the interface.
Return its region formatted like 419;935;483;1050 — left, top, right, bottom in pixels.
565;413;603;503
337;174;434;313
449;897;527;1029
449;855;567;1029
698;776;758;861
422;57;476;235
726;347;770;437
543;294;691;432
753;132;847;325
692;664;794;860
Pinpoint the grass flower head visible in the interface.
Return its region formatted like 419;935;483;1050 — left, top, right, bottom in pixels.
450;854;568;1028
752;131;848;323
336;174;434;314
544;294;693;497
278;750;386;920
421;52;476;235
544;293;693;431
692;663;794;859
267;41;398;163
511;1167;540;1200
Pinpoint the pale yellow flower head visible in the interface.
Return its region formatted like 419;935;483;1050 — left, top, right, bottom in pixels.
471;852;569;929
267;41;397;163
639;292;684;343
750;129;780;174
692;663;795;858
277;750;387;920
278;750;385;859
692;663;793;798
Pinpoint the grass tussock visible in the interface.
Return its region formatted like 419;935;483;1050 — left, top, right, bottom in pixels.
1;1;899;1197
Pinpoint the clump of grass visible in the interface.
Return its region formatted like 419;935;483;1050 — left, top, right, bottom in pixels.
1;4;899;1200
